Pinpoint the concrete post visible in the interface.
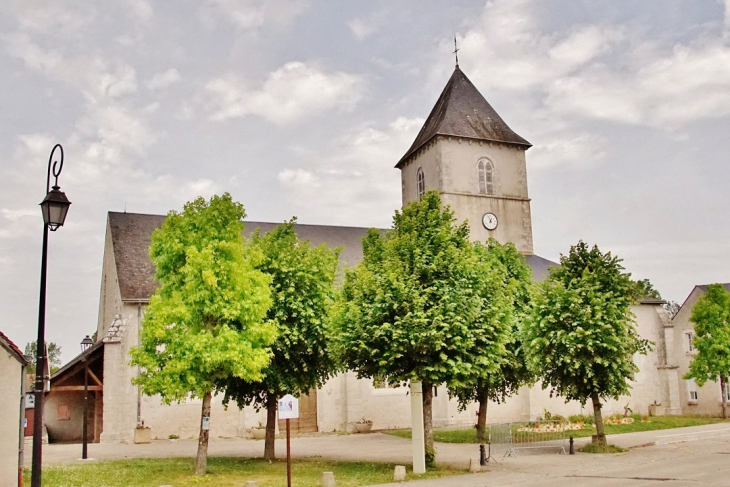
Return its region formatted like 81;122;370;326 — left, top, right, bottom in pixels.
322;471;336;487
245;481;257;487
410;381;426;474
394;465;406;481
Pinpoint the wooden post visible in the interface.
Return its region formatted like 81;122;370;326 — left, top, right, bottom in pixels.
82;360;88;459
410;381;426;474
286;418;291;487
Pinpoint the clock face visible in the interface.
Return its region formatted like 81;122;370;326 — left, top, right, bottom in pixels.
482;212;498;230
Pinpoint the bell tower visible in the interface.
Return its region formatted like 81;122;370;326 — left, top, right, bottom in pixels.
397;66;534;254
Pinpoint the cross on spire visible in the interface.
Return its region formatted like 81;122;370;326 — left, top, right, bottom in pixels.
453;34;459;67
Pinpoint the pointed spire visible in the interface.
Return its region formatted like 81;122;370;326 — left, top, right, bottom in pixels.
396;66;531;168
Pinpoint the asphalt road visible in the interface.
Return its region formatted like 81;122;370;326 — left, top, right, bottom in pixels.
30;423;730;486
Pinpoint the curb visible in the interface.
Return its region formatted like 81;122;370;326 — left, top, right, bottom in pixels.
653;427;730;445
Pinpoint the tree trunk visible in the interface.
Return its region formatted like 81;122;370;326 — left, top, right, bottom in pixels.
264;393;278;460
422;382;435;468
195;390;212;476
591;393;607;446
721;376;727;420
476;387;489;443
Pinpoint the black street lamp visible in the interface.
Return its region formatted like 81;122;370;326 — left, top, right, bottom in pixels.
31;144;71;487
80;335;93;460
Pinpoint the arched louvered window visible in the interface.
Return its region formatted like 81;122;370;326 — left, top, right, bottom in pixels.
478;159;495;195
417;167;425;200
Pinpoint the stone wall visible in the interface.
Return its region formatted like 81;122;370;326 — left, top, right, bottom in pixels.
44;390;97;443
0;346;24;487
100;303;141;443
97;220;123;340
400;136;533;253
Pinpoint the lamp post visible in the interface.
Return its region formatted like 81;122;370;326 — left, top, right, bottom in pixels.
80;335;93;460
31;144;71;487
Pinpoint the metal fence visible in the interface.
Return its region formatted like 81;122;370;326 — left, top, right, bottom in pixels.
485;420;567;462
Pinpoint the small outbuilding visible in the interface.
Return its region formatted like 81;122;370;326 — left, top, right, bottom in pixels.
0;330;29;487
45;341;104;444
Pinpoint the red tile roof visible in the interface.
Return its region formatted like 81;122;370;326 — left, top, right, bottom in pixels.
0;330;28;364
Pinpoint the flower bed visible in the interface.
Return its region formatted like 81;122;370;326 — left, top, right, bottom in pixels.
517;421;585;433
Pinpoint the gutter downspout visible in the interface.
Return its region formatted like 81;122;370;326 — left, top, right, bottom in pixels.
18;361;27;487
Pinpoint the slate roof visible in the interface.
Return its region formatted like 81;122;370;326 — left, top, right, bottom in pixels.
396;66;531;168
697;283;730;293
109;212;165;301
524;254;557;282
108;212;373;302
108;212;557;302
0;330;28;365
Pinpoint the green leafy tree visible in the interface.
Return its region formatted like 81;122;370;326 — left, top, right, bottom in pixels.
684;283;730;418
635;278;661;299
221;219;340;460
24;341;62;375
333;191;509;466
663;300;681;319
523;241;651;446
449;239;534;443
633;279;680;318
130;194;276;475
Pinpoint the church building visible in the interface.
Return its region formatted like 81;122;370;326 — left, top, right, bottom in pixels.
48;65;687;444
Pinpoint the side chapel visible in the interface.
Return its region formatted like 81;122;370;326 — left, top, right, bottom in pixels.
47;65;687;444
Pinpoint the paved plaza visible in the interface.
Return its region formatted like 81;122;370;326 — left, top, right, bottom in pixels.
31;423;730;486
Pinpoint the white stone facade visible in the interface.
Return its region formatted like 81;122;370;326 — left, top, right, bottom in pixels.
670;285;730;417
401;136;534;253
0;334;27;487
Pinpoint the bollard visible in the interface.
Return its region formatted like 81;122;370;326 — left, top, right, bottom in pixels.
244;482;257;487
569;436;574;455
394;465;406;481
469;458;481;473
479;444;486;465
322;471;336;487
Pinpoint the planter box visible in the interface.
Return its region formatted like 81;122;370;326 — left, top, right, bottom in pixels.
354;423;373;434
134;428;152;444
251;428;267;440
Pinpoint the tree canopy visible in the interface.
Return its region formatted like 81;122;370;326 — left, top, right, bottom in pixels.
523;241;651;445
332;191;510;464
685;283;730;417
448;239;534;441
130;193;276;474
25;341;62;374
221;219;340;459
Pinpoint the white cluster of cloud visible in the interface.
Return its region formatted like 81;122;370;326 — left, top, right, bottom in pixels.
412;0;729;173
348;12;384;41
276;116;423;227
455;0;730;129
203;0;309;30
147;68;181;91
129;0;154;22
205;61;365;124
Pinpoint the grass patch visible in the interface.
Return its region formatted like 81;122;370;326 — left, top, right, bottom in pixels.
385;416;729;444
579;443;627;454
24;457;462;486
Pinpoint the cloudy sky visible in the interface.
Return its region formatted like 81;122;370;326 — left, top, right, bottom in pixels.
2;0;730;364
